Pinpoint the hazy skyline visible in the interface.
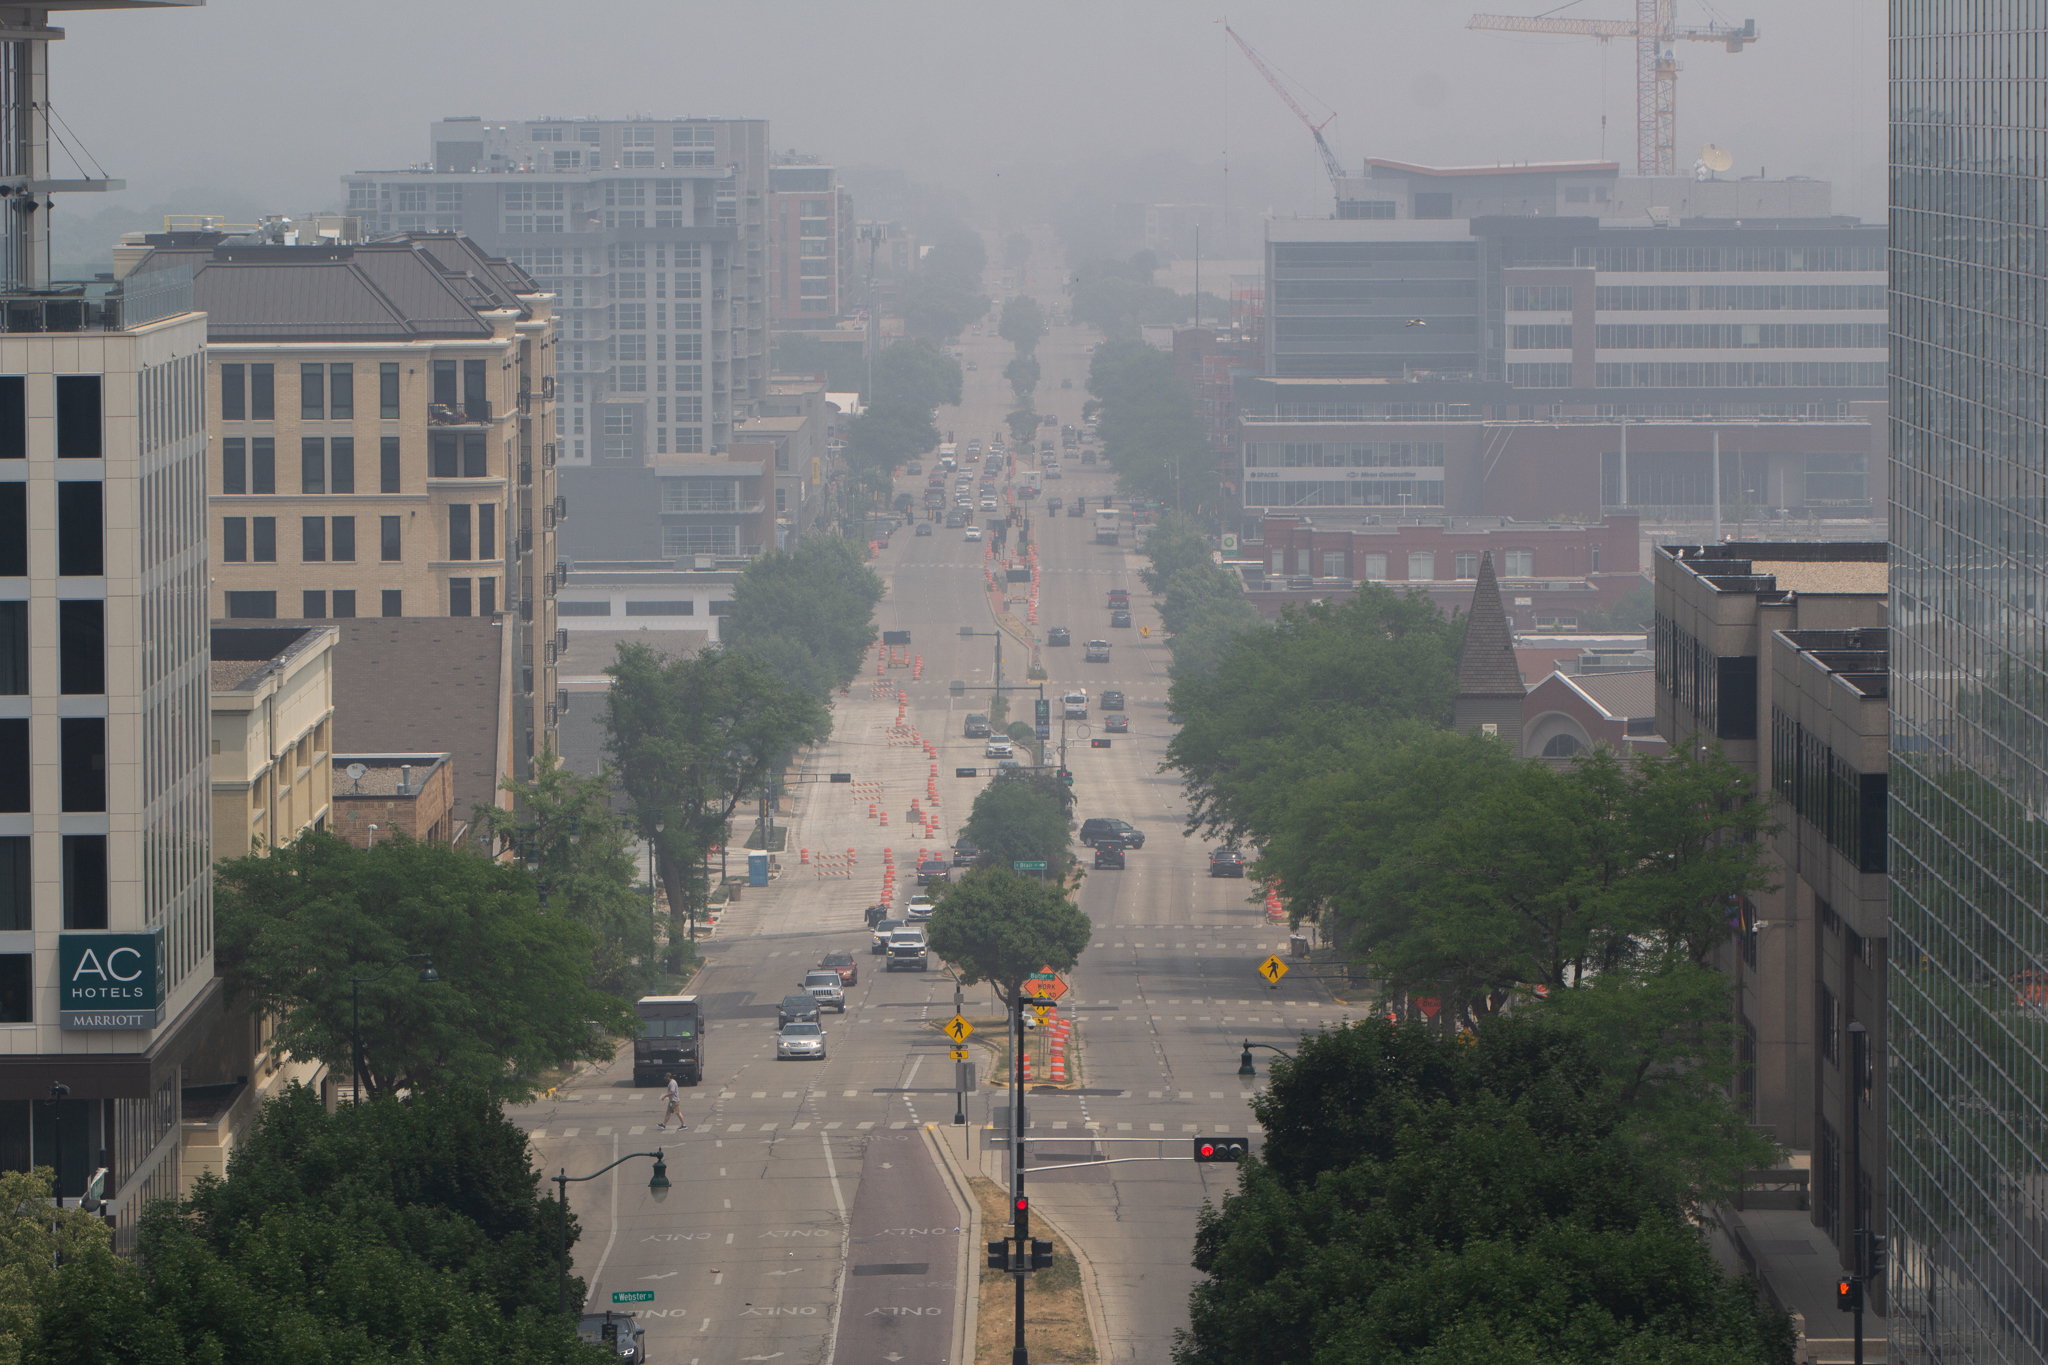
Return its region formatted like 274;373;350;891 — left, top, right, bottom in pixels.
65;0;1884;245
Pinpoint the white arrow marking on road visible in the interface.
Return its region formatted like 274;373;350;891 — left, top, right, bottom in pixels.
740;1356;785;1362
764;1267;804;1276
885;1356;905;1362
640;1271;678;1280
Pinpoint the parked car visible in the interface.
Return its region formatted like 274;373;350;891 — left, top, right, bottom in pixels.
1078;817;1145;849
1081;452;1097;465
821;952;859;986
777;993;822;1028
916;857;952;886
803;970;847;1012
1104;713;1128;733
1110;609;1132;628
776;1021;827;1060
915;522;933;537
1208;847;1248;878
1046;627;1071;646
871;917;905;954
1099;690;1124;710
1093;842;1126;870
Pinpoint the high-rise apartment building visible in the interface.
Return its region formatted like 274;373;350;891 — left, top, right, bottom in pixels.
344;117;769;469
1888;11;2048;1363
767;162;853;324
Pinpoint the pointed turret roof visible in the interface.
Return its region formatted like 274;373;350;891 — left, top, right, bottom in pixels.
1457;551;1525;697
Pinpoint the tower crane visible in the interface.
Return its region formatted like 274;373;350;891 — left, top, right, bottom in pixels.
1225;25;1355;212
1468;2;1757;177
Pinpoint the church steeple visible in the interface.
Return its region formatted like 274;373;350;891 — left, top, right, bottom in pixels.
1454;550;1526;748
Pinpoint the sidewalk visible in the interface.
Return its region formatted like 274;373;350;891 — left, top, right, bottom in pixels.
1715;1203;1890;1365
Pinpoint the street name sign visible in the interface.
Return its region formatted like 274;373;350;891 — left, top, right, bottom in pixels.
1012;860;1047;871
612;1290;656;1304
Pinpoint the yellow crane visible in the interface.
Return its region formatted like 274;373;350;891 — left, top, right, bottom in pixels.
1468;2;1757;177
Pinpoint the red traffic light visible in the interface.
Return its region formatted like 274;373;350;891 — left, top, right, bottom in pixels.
1835;1277;1862;1312
1199;1142;1216;1159
1015;1196;1028;1212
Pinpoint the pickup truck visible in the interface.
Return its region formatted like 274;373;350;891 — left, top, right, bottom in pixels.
886;930;929;972
1084;639;1111;663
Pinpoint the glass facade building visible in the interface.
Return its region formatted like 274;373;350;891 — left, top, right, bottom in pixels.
1889;8;2048;1363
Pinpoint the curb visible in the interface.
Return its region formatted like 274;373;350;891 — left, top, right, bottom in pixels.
923;1123;980;1365
1019;1174;1113;1365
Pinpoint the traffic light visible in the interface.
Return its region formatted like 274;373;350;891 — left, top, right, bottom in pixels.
1030;1238;1055;1270
1014;1195;1029;1236
1193;1136;1247;1163
1864;1232;1888;1282
1091;738;1111;748
987;1238;1009;1270
1836;1277;1863;1313
1058;768;1073;787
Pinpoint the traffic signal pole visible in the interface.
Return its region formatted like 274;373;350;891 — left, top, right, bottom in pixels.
1010;978;1028;1365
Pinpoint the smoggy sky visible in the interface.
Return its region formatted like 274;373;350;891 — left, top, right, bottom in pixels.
63;0;1885;235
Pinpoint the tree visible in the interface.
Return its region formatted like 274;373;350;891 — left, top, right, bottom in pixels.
845;400;940;505
926;868;1092;1005
1004;353;1041;403
215;832;632;1103
998;295;1044;354
0;1170;120;1365
870;337;963;413
19;1085;604;1362
1177;1017;1791;1365
603;645;832;935
961;774;1071;877
1006;406;1039;446
1086;340;1218;514
722;535;885;697
472;755;660;1002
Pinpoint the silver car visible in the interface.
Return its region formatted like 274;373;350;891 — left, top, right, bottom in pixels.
777;1021;827;1060
803;970;847;1012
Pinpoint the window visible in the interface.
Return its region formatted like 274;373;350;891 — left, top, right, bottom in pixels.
462;433;487;477
1407;552;1435;580
333;590;357;618
59;717;105;812
251;438;275;494
302;590;326;619
0;487;18;576
225;590;275;618
430;433;458;478
250;363;274;420
58;600;102;695
450;578;472;617
301;438;326;494
331;438;354;494
55;376;101;459
625;600;693;616
1541;733;1584;757
302;517;326;563
463;359;487;417
1363;554;1388;581
432;360;458;408
1504;550;1536;577
660;525;738;558
0;837;25;930
0;718;22;811
61;834;106;929
1820;982;1840;1065
332;516;355;562
709;600;732;616
221;363;245;421
222;438;247;495
222;517;247;562
478;504;495;560
56;483;102;575
381;589;403;617
380;437;401;493
300;364;324;420
0;602;22;694
380;515;401;562
252;516;276;563
448;505;472;560
1455;552;1478;579
478;577;496;616
1322;550;1346;578
559;600;611;616
379;362;400;419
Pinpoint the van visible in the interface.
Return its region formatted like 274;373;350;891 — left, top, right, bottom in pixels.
632;995;704;1086
1063;691;1087;719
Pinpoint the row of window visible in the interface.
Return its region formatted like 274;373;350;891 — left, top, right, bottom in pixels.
609;326;704;360
1771;707;1889;874
1264;548;1541;581
1242;479;1448;509
223;582;494;620
1654;610;1759;740
1591;245;1885;272
1596;323;1888;350
609;243;704;269
221;360;491;422
1242;441;1447;470
0;482;102;576
0;718;107;813
221;505;494;564
1596;362;1889;389
558;599;731;617
1595;284;1888;311
1274;279;1475;304
0;375;97;460
220;433;494;495
0;835;108;938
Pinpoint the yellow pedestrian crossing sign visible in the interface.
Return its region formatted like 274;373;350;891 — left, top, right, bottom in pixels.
949;1046;970;1061
1030;1003;1054;1021
942;1015;975;1044
1258;955;1289;985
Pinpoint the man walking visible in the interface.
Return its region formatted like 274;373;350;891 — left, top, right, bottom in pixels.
659;1072;687;1131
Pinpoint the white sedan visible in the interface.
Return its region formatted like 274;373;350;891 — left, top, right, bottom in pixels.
964;526;983;542
776;1022;827;1060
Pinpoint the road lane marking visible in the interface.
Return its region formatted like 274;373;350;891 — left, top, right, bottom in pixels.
598;1127;613;1136
821;1131;850;1365
630;1126;646;1135
563;1128;580;1137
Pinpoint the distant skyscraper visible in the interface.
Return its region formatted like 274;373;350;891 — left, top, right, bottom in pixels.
1888;9;2048;1364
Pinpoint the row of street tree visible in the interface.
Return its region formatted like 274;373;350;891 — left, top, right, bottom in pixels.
1086;339;1219;517
842;338;963;523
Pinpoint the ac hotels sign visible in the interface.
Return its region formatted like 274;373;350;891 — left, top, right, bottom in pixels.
57;929;166;1031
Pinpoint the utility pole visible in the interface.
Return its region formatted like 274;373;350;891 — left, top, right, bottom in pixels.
1009;978;1027;1365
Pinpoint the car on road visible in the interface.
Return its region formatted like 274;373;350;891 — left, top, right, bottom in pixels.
984;738;1014;759
821;952;859;986
1209;847;1248;878
1081;452;1097;465
1063;691;1088;719
968;440;982;454
1047;497;1063;513
1103;713;1128;733
886;929;929;971
905;892;938;921
871;917;904;954
1043;413;1058;427
980;497;998;511
1093;842;1126;870
964;712;991;738
777;1021;828;1060
965;527;982;541
952;837;979;866
916;857;952;886
1061;377;1074;388
946;510;968;529
906;461;922;475
1108;588;1130;608
803;970;847;1012
777;993;822;1028
1045;464;1062;479
1046;626;1071;646
1067;502;1085;517
1084;639;1110;662
1099;690;1124;710
1078;817;1145;849
1110;609;1132;628
996;758;1022;771
914;522;933;537
966;360;978;371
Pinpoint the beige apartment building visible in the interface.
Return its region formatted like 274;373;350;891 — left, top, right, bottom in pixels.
208;626;336;859
119;228;563;772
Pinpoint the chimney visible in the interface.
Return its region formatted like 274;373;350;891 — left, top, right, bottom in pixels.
400;764;413;795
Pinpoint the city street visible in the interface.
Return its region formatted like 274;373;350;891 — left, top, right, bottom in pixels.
505;306;1348;1364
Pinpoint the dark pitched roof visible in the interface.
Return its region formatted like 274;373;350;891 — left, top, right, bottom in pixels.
1456;551;1525;697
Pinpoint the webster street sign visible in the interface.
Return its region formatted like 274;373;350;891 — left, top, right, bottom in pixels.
58;929;165;1030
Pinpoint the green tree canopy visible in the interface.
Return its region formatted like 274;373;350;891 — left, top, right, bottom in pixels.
1006;406;1039;446
871;337;963;413
215;833;632;1104
1087;340;1217;514
0;1170;119;1365
998;295;1045;354
723;534;886;697
473;755;660;1002
961;773;1072;877
1178;1017;1790;1365
1004;353;1041;403
19;1085;606;1363
603;644;832;930
926;868;1092;1004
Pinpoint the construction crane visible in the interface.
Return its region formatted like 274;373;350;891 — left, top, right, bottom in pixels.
1225;25;1352;209
1468;2;1757;177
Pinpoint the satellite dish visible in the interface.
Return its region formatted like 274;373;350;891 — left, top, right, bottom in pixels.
345;763;367;791
1700;144;1734;172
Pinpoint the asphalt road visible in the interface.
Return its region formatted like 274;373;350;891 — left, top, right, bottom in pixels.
504;291;1344;1365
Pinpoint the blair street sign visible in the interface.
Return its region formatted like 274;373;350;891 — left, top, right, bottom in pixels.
58;929;165;1031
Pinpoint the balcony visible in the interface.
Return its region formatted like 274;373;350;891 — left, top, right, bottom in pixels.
0;265;194;333
429;400;493;426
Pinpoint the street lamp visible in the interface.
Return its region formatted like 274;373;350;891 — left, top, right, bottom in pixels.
43;1083;68;1202
350;954;442;1105
554;1150;671;1312
1237;1040;1293;1079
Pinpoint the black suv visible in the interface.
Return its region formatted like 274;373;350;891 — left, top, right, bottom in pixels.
1099;690;1124;710
1078;817;1144;849
1208;847;1248;878
1093;842;1126;870
952;838;979;867
1046;627;1071;647
964;713;991;738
